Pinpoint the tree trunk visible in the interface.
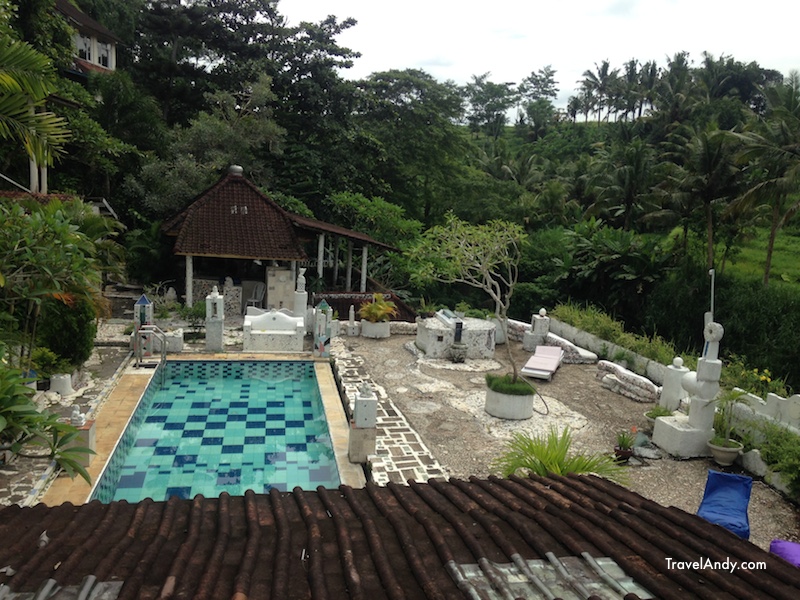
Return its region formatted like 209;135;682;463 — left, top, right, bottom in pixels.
763;203;781;286
705;200;714;270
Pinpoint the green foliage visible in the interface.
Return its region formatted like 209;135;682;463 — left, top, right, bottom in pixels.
551;302;688;367
485;373;536;396
554;219;672;321
492;427;627;484
721;355;789;397
357;294;397;323
615;428;636;450
177;302;206;333
758;422;800;497
30;346;71;379
645;405;674;419
323;192;422;246
0;363;92;482
37;296;97;367
711;389;749;446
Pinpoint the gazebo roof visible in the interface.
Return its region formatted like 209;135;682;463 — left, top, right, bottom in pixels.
162;167;396;259
162;168;307;260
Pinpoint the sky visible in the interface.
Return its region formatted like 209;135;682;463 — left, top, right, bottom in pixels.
279;0;800;107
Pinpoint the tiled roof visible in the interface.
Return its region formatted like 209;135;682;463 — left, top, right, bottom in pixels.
290;213;398;251
54;0;121;43
1;474;798;599
163;172;307;260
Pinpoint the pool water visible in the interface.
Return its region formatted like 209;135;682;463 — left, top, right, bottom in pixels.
91;361;340;503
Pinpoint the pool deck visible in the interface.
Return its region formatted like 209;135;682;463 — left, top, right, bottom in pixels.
42;353;365;506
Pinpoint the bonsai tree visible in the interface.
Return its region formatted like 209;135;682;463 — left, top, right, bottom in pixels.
410;213;526;381
357;293;397;322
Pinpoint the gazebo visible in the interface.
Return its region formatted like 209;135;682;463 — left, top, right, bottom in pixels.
162;166;395;311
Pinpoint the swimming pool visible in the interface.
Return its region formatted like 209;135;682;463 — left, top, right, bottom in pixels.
90;360;340;502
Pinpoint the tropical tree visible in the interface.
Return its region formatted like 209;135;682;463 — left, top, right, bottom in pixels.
0;38;70;167
662;121;740;269
464;73;519;140
728;71;800;285
409;214;526;379
579;60;619;121
588;137;655;230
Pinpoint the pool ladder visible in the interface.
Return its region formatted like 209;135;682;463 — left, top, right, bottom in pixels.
134;325;168;384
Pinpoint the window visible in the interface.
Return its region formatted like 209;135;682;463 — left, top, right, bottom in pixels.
75;34;92;61
98;41;111;68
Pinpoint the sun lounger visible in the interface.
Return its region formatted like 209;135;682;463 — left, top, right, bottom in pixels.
521;345;564;381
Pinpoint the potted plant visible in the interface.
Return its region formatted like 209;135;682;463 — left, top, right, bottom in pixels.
484;373;538;420
358;294;397;339
614;427;636;462
707;390;748;466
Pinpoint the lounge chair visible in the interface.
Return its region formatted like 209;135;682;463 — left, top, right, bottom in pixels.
697;470;752;539
521;345;564;382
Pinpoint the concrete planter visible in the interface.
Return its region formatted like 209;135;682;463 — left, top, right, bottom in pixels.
361;320;390;339
707;439;743;467
484;388;534;420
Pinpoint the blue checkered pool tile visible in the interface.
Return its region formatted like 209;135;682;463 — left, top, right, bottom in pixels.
91;361;340;503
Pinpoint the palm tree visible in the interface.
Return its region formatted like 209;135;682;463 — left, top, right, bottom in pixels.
663;122;740;269
0;39;70;166
580;60;620;122
728;71;800;285
588;137;655;230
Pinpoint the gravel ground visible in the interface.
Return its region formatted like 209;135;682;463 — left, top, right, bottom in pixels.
2;322;797;552
346;332;800;552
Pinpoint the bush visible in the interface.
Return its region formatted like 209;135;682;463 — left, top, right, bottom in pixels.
30;347;72;379
36;296;97;367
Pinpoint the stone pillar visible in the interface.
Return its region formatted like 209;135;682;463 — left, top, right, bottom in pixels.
360;246;368;293
205;285;225;352
345;304;360;336
349;384;377;463
294;268;308;319
660;357;690;411
185;255;194;307
523;308;550;351
313;300;331;358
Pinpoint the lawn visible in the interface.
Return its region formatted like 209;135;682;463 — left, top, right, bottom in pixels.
724;227;800;290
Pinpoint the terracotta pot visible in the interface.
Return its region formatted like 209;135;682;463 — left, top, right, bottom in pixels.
614;446;634;462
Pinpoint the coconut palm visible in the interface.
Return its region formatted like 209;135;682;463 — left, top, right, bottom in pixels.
0;39;70;166
580;60;620;122
728;71;800;285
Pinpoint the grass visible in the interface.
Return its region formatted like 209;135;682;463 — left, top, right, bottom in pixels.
725;227;800;290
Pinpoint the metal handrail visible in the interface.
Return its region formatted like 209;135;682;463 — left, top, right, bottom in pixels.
134;324;168;369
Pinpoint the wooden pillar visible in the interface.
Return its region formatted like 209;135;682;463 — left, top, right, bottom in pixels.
345;240;353;292
185;255;194;307
360;245;368;293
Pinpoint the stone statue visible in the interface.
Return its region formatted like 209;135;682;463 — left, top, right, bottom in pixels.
297;268;307;292
70;406;86;427
224;276;234;290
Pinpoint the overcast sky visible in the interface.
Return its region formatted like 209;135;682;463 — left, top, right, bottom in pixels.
279;0;799;106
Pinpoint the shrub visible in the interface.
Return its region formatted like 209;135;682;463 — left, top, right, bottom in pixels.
721;355;789;398
759;422;800;498
492;427;627;484
36;296;97;367
30;347;72;379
